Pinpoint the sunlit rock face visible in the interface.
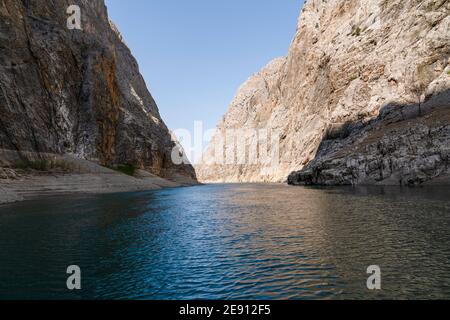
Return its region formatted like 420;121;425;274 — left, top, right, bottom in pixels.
0;0;196;181
197;0;450;185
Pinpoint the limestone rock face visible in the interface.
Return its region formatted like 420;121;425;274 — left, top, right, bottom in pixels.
0;0;196;181
197;0;450;184
197;57;287;183
289;88;450;186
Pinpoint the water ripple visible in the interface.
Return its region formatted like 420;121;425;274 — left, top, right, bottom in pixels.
0;184;450;299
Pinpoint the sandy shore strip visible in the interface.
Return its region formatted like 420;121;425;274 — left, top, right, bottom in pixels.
0;187;24;204
0;152;197;205
0;170;193;205
0;170;195;205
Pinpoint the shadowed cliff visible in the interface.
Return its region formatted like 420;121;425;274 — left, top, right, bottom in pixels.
0;0;196;182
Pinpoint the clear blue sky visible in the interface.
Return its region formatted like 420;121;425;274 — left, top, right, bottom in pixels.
106;0;303;133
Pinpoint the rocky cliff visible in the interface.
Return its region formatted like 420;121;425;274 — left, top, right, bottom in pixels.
197;0;450;185
0;0;196;182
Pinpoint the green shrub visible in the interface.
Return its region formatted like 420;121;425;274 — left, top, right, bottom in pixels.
13;159;74;172
351;25;362;37
14;160;49;171
114;164;136;176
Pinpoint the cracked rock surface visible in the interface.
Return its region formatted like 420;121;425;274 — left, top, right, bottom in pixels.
0;0;196;182
197;0;450;185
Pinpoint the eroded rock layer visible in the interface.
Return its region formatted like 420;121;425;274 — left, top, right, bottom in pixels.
197;0;450;185
0;0;196;182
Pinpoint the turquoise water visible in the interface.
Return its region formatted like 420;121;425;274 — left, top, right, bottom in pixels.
0;184;449;300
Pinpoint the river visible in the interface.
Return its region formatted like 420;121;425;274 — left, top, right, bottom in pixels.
0;184;449;299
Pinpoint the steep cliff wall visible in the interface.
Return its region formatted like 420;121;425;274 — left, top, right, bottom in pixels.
0;0;196;181
197;0;450;185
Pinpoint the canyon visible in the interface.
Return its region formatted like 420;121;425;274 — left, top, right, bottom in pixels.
1;0;450;302
1;0;450;203
197;0;450;186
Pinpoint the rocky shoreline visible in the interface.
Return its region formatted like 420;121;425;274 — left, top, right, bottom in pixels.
289;91;450;186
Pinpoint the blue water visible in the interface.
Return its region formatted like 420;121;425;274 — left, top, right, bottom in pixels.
0;184;450;300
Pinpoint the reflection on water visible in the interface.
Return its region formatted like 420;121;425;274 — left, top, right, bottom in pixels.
0;184;449;299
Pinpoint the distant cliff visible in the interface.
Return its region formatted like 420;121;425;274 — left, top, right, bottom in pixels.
197;0;450;185
0;0;196;182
